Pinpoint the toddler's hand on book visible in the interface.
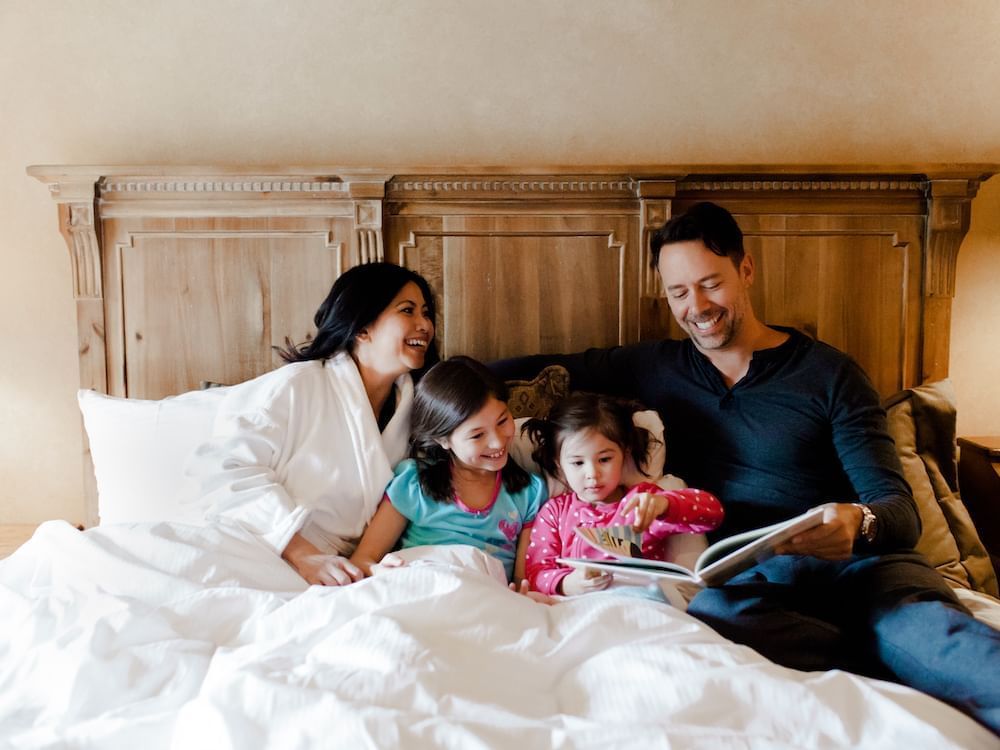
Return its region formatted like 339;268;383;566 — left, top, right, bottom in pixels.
622;491;669;532
560;566;613;595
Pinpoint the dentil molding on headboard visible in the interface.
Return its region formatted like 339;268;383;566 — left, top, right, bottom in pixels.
28;163;997;526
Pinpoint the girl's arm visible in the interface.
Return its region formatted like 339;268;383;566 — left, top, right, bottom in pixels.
513;527;532;584
349;500;409;576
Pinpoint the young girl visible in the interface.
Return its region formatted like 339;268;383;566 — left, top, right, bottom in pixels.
349;356;548;583
523;392;723;596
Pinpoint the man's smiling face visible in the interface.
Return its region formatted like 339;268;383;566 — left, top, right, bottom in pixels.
657;239;755;353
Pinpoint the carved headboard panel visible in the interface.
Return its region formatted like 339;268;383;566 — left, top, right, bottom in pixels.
28;164;997;524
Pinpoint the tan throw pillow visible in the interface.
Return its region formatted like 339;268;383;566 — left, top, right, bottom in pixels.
505;365;571;419
884;380;999;597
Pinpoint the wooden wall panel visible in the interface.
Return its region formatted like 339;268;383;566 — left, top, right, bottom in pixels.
103;215;353;399
759;216;921;396
391;212;638;361
122;233;267;397
116;229;346;399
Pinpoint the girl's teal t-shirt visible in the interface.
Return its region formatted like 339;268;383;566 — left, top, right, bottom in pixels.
385;459;546;579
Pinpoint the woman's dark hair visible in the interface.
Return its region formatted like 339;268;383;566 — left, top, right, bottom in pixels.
279;262;439;366
524;392;656;481
410;356;532;503
649;201;745;269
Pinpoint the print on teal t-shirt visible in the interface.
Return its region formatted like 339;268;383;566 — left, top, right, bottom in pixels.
385;459;546;579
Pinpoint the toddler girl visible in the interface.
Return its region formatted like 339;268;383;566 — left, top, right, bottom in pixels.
523;392;723;596
350;356;547;582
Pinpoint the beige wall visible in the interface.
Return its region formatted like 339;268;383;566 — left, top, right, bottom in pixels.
953;176;1000;436
2;0;1000;524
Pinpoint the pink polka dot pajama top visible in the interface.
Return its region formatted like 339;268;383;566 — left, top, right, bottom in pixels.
525;482;724;595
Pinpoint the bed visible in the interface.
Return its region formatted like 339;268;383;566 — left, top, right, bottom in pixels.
4;163;999;749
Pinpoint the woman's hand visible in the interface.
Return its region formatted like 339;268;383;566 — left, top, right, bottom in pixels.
621;491;669;532
295;554;366;586
559;566;613;596
282;531;366;586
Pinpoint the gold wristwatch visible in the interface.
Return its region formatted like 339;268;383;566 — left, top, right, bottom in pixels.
853;503;877;544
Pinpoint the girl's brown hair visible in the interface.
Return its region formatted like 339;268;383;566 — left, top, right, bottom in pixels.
523;392;657;480
410;356;531;502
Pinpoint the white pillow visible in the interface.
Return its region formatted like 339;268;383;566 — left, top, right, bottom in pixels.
78;387;229;525
510;409;685;495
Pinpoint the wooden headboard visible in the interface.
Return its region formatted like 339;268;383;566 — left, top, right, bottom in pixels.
28;164;998;524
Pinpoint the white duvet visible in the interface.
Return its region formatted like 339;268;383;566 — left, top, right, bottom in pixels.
0;521;996;750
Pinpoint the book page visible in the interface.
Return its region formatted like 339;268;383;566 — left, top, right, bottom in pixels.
574;526;644;558
555;557;702;609
695;505;828;586
695;517;795;568
557;556;696;580
657;578;703;609
572;526;697;576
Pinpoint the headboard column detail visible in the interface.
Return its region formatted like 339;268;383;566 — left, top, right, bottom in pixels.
347;178;389;265
38;172;107;526
922;177;985;382
44;174;109;394
636;179;677;341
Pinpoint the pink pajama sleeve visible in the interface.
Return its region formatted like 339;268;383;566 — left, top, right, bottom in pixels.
524;499;573;595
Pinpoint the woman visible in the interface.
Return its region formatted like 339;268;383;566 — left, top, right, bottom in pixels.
187;262;437;585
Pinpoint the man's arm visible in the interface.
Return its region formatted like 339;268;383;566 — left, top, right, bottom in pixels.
823;359;922;553
771;349;921;560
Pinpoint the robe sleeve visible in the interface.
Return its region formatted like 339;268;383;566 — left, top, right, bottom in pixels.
186;380;310;556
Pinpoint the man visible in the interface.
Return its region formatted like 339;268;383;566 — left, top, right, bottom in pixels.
494;202;999;734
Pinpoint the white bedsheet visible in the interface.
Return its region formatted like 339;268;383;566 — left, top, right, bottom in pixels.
0;521;995;750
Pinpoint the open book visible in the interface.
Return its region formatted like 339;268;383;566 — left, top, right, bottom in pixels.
556;505;828;606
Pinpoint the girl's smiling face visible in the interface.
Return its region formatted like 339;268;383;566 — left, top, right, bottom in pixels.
439;396;515;475
558;428;626;505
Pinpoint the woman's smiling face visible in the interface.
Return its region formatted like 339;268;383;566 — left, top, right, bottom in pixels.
357;281;434;377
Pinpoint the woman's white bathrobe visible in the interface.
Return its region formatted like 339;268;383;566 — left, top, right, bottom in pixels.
187;352;413;557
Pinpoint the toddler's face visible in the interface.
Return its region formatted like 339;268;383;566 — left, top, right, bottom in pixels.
558;429;625;505
440;396;515;474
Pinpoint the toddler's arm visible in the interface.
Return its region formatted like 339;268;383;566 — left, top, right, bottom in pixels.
630;486;723;539
524;500;574;595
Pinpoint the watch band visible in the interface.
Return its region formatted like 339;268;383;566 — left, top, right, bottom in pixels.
853;503;877;544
